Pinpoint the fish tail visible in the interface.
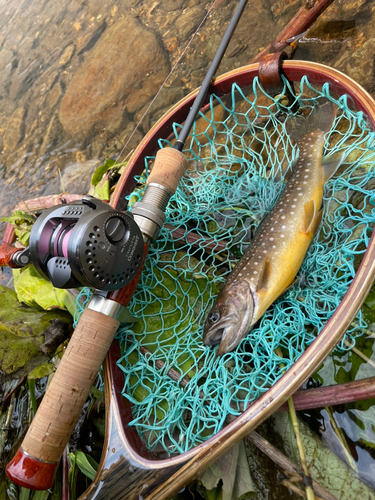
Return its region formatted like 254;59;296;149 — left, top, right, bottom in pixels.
286;100;338;142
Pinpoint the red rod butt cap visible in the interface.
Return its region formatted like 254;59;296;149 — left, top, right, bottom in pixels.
6;448;59;490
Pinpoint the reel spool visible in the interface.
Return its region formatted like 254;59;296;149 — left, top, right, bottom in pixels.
28;195;144;291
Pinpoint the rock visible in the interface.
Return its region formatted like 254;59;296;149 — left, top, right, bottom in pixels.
59;16;169;138
174;5;206;40
58;43;75;66
61;158;101;193
344;37;375;95
46;81;62;109
116;122;145;156
159;0;187;11
3;107;25;152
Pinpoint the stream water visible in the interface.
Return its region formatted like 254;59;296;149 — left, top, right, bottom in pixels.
1;0;375;498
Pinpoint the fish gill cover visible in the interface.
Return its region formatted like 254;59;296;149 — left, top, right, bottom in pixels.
76;76;375;456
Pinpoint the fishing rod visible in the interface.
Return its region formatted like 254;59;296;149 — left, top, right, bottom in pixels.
6;0;250;490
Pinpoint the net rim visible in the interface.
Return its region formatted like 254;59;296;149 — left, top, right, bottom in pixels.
101;61;375;470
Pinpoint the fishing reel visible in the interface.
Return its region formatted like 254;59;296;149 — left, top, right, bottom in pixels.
17;196;144;292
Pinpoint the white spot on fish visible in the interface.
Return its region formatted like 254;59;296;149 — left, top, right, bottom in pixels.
282;225;286;229
270;238;274;241
306;169;310;172
304;175;309;178
253;270;258;274
254;262;258;265
303;181;307;184
298;193;303;196
291;204;296;208
272;245;276;248
280;234;285;238
297;187;302;190
271;228;274;231
281;216;285;219
263;250;267;253
291;211;295;214
293;198;297;201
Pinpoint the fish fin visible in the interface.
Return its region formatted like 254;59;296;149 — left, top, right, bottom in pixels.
257;255;271;292
303;200;316;234
312;208;323;235
322;152;345;183
283;276;300;294
286;101;337;142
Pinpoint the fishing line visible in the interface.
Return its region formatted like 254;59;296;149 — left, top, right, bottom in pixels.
115;0;220;166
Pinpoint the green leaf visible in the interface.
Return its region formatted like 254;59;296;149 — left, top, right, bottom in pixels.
199;441;256;500
68;451;98;481
274;412;375;500
124;267;218;420
91;159;116;186
28;361;55;380
0;284;71;380
93;178;111;201
89;386;104;411
0;211;35;246
13;265;77;317
31;491;50;500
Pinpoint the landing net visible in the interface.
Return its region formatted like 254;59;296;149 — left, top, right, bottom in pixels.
78;75;375;456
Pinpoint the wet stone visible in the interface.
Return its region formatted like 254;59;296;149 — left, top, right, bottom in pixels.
59;15;169;138
58;43;75;66
3;107;25;152
174;5;206;40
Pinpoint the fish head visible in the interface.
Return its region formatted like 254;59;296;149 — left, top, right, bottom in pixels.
203;280;254;356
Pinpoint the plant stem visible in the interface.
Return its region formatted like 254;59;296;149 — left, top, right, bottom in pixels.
5;391;15;428
324;406;357;472
343;338;375;369
28;379;38;417
246;431;338;500
288;397;316;500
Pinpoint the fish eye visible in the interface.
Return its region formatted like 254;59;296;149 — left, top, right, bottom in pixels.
208;311;220;324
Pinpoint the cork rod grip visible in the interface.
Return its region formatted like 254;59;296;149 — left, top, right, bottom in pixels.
147;147;188;195
6;308;120;490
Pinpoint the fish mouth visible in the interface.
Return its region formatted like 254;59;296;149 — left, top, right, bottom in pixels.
203;317;236;347
203;327;224;346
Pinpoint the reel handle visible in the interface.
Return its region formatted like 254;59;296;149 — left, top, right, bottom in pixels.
6;308;120;490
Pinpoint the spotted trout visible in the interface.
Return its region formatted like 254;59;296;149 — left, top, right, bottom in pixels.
203;102;344;356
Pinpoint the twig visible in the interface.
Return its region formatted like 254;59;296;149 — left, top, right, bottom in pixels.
246;431;338;500
288;396;316;500
277;376;375;412
251;0;335;63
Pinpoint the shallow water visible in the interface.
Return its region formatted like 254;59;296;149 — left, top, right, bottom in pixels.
1;0;375;496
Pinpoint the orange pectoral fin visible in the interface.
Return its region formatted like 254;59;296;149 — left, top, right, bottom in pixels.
257;255;271;292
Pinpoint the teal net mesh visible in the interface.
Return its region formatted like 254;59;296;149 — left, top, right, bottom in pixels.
77;75;375;456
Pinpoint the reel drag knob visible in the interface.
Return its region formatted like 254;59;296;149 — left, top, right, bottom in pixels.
105;217;127;244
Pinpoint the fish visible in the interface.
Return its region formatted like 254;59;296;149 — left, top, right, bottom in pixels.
203;101;344;356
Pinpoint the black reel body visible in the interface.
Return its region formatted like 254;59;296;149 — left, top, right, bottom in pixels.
29;196;144;291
